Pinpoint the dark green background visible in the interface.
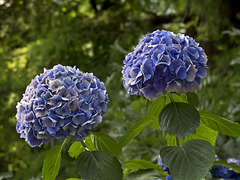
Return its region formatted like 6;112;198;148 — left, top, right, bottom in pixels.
1;0;240;179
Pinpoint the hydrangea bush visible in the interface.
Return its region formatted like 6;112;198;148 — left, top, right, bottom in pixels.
16;64;108;147
15;30;240;180
122;30;207;100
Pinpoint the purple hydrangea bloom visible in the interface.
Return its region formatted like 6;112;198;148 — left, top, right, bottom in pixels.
16;65;108;147
211;158;240;179
155;156;173;180
122;30;207;100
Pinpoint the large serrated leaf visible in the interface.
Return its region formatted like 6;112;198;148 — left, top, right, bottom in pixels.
42;144;64;180
200;111;240;137
91;132;121;157
185;92;199;107
77;151;123;180
213;160;240;173
159;102;200;137
125;169;165;180
185;123;218;146
160;139;215;180
116;115;158;149
68;142;84;159
122;159;168;175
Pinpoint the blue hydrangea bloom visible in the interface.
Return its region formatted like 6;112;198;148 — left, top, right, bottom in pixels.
155;156;173;180
16;65;108;147
211;158;240;179
122;30;207;100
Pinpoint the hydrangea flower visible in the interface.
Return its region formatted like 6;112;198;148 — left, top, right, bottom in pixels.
16;65;108;147
155;156;173;180
211;158;240;179
122;30;207;100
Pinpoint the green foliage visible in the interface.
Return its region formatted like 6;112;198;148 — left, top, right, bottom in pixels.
116;116;158;149
159;102;200;137
185;123;218;146
85;135;97;151
91;132;121;157
125;169;165;180
213;160;240;173
122;159;168;175
185;92;199;107
200;111;240;137
76;151;123;180
42;141;65;180
68;142;84;159
147;96;167;117
160;139;215;180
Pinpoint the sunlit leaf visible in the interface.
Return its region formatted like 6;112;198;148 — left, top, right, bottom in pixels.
122;159;168;175
42;143;64;180
213;160;240;173
185;123;218;146
200;111;240;137
68;142;84;159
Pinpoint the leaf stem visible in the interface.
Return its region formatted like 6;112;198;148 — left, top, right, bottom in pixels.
175;136;180;146
81;141;88;151
168;93;174;103
145;99;150;115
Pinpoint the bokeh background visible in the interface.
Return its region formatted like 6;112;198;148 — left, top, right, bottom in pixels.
1;0;240;179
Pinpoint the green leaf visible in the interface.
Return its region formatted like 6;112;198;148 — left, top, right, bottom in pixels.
147;96;167;117
213;160;240;173
185;123;218;146
116;115;158;149
84;135;96;151
160;139;215;180
147;94;186;129
125;169;165;180
42;142;65;180
200;111;240;137
147;96;166;129
122;160;168;175
166;134;183;146
66;178;82;180
91;132;121;157
159;102;200;138
68;142;84;159
166;134;177;146
185;92;199;107
166;93;187;104
77;151;123;180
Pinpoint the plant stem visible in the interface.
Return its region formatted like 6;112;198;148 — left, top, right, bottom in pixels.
51;138;54;148
145;99;150;115
80;141;88;151
175;136;180;146
168;93;174;103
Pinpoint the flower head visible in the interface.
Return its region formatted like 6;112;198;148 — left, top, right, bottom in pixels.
16;65;108;147
122;30;207;100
